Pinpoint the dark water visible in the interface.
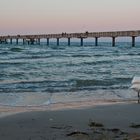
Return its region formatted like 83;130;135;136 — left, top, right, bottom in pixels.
0;42;140;106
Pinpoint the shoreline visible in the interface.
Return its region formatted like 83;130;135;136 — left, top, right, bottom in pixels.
0;98;137;118
0;103;140;139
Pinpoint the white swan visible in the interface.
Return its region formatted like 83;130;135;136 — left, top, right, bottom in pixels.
131;76;140;103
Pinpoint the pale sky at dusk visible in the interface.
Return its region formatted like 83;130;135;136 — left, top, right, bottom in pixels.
0;0;140;35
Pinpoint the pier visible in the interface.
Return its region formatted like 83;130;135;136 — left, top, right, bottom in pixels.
0;30;140;47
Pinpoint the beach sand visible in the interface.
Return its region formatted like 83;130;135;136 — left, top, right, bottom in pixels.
0;103;140;140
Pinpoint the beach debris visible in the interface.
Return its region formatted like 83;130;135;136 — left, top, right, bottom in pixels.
51;125;72;130
66;131;90;140
107;128;128;138
123;138;129;140
89;123;129;140
107;128;120;133
130;123;140;128
66;131;89;136
66;127;129;140
89;121;104;127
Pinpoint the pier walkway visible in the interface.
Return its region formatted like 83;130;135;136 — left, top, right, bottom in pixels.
0;30;140;47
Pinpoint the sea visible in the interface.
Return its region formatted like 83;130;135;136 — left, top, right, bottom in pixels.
0;41;140;108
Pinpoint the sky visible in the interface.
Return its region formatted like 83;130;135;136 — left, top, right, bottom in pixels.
0;0;140;35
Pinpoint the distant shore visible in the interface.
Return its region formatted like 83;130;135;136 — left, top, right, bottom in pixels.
0;103;140;139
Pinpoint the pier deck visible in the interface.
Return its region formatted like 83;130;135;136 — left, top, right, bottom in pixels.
0;30;140;46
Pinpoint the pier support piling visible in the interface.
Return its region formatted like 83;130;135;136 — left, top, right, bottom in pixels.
38;38;40;45
80;38;83;46
27;40;29;45
112;37;116;47
5;39;7;44
23;39;25;45
138;92;140;103
10;38;12;44
68;38;71;46
16;38;18;45
30;39;34;45
132;36;135;47
47;38;49;46
57;38;59;46
2;39;7;44
95;37;98;46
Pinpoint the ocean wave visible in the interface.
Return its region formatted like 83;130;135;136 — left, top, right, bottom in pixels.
82;60;111;65
75;79;114;87
127;53;140;56
71;54;92;57
75;78;131;87
0;51;9;55
10;47;24;52
0;43;140;106
0;61;27;66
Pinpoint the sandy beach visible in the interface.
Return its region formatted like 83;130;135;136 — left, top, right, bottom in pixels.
0;103;139;140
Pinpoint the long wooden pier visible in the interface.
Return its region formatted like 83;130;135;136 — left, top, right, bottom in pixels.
0;30;140;47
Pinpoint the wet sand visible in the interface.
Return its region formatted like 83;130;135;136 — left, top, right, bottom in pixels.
0;103;140;140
